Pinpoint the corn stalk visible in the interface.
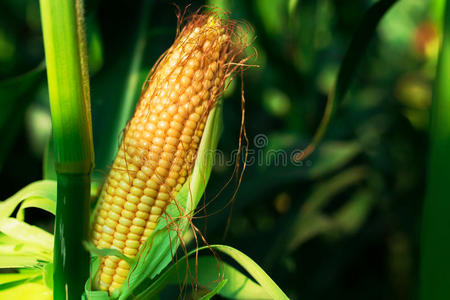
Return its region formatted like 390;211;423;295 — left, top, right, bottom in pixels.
39;0;93;299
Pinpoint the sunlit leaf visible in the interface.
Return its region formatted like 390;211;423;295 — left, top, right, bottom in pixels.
208;245;288;300
333;189;374;233
0;256;39;268
198;279;228;300
0;282;52;300
193;256;271;299
133;249;274;299
0;180;57;219
307;142;362;179
16;197;56;221
0;218;53;256
0;271;41;285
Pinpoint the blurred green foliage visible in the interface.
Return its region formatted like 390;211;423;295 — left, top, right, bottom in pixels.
0;0;441;299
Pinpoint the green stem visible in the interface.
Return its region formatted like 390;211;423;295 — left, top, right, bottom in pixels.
54;174;91;298
39;0;94;299
420;1;450;299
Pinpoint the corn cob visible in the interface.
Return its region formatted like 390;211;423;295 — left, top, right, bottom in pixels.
91;13;242;294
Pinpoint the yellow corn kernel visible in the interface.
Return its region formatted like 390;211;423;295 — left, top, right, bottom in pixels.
91;12;243;294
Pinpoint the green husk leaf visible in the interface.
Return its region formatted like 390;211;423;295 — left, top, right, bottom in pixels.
185;256;271;299
198;279;228;300
83;279;109;300
134;253;271;299
0;180;57;219
118;104;222;299
134;245;285;300
83;241;134;267
85;103;223;299
208;245;288;300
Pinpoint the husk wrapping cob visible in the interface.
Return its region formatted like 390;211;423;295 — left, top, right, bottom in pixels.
90;11;246;295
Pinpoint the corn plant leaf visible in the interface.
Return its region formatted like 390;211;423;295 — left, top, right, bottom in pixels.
133;253;271;300
0;63;45;171
302;165;368;214
83;241;134;267
0;256;39;268
181;256;271;299
301;0;398;158
207;245;288;300
137;245;286;299
16;197;56;221
307;142;362;179
0;271;41;284
287;213;334;250
198;279;228;300
194;256;270;299
0;282;52;300
0;218;53;260
42;262;53;289
285;166;368;251
0;239;50;263
82;257;109;300
0;272;42;290
420;1;450;298
332;189;374;233
205;140;363;233
0;180;57;219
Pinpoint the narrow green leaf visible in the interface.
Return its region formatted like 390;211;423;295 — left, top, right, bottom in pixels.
307;142;362;179
0;240;51;263
0;63;45;171
0;218;53;265
0;282;52;300
43;263;53;290
301;0;398;158
420;1;450;299
194;256;271;299
0;256;39;268
0;180;57;219
333;189;374;233
0;272;42;290
132;252;271;300
198;279;228;300
17;197;56;220
83;241;134;267
302;166;368;214
209;245;288;300
0;218;53;253
0;271;41;285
